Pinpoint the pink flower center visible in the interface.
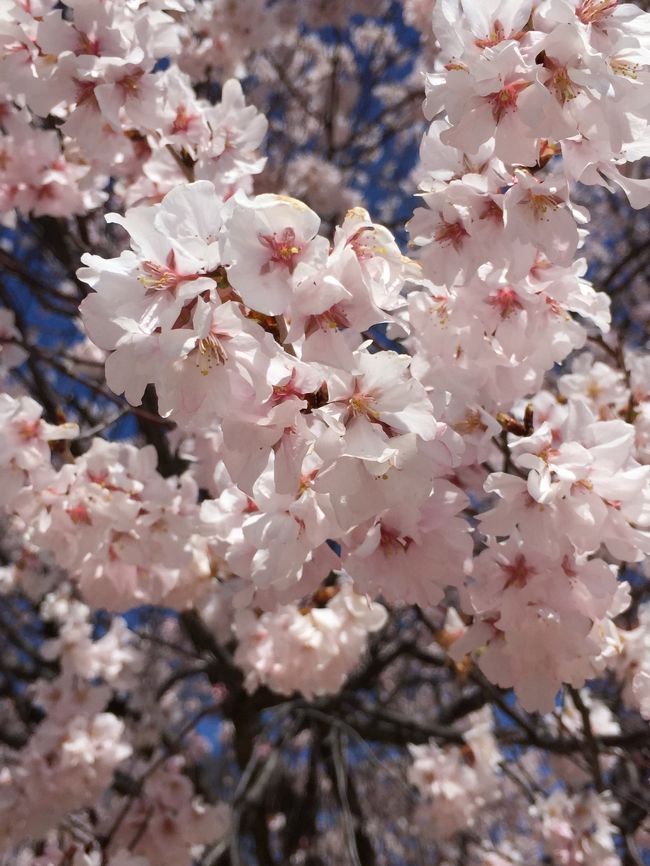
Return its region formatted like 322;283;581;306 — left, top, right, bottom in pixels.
17;419;41;440
379;525;413;556
74;79;98;109
487;287;523;320
118;70;144;96
270;369;305;405
434;219;468;250
259;228;303;274
348;389;380;421
474;20;507;49
480;199;504;224
453;410;488;435
342;382;396;435
545;62;577;105
75;29;101;57
529;254;552;281
528;191;563;219
500;553;536;588
347;227;380;261
139;250;200;294
305;303;351;336
488;80;529;123
171;105;198;135
66;503;92;525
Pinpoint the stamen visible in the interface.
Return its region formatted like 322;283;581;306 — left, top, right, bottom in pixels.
259;227;303;274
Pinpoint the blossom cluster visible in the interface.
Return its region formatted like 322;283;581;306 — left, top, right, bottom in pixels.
404;0;650;712
0;590;137;848
0;0;267;218
408;692;625;863
408;708;501;840
75;181;473;612
233;579;388;698
1;0;649;716
105;756;230;866
0;0;649;862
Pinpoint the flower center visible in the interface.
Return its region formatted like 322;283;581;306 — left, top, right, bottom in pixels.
259;228;303;274
195;334;228;375
118;70;144;95
347;227;385;261
305;303;351;336
74;79;98;108
474;20;506;49
528;191;562;219
434;219;468;250
171;105;198;134
488;80;529;123
487;287;523;320
270;369;305;405
17;419;41;440
577;0;618;24
348;391;380;421
500;553;536;588
138;250;199;294
547;65;577;105
379;525;413;556
609;57;640;79
75;29;100;56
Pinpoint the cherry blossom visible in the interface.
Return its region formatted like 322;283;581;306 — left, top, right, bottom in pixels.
233;578;387;698
408;708;501;840
223;192;327;315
